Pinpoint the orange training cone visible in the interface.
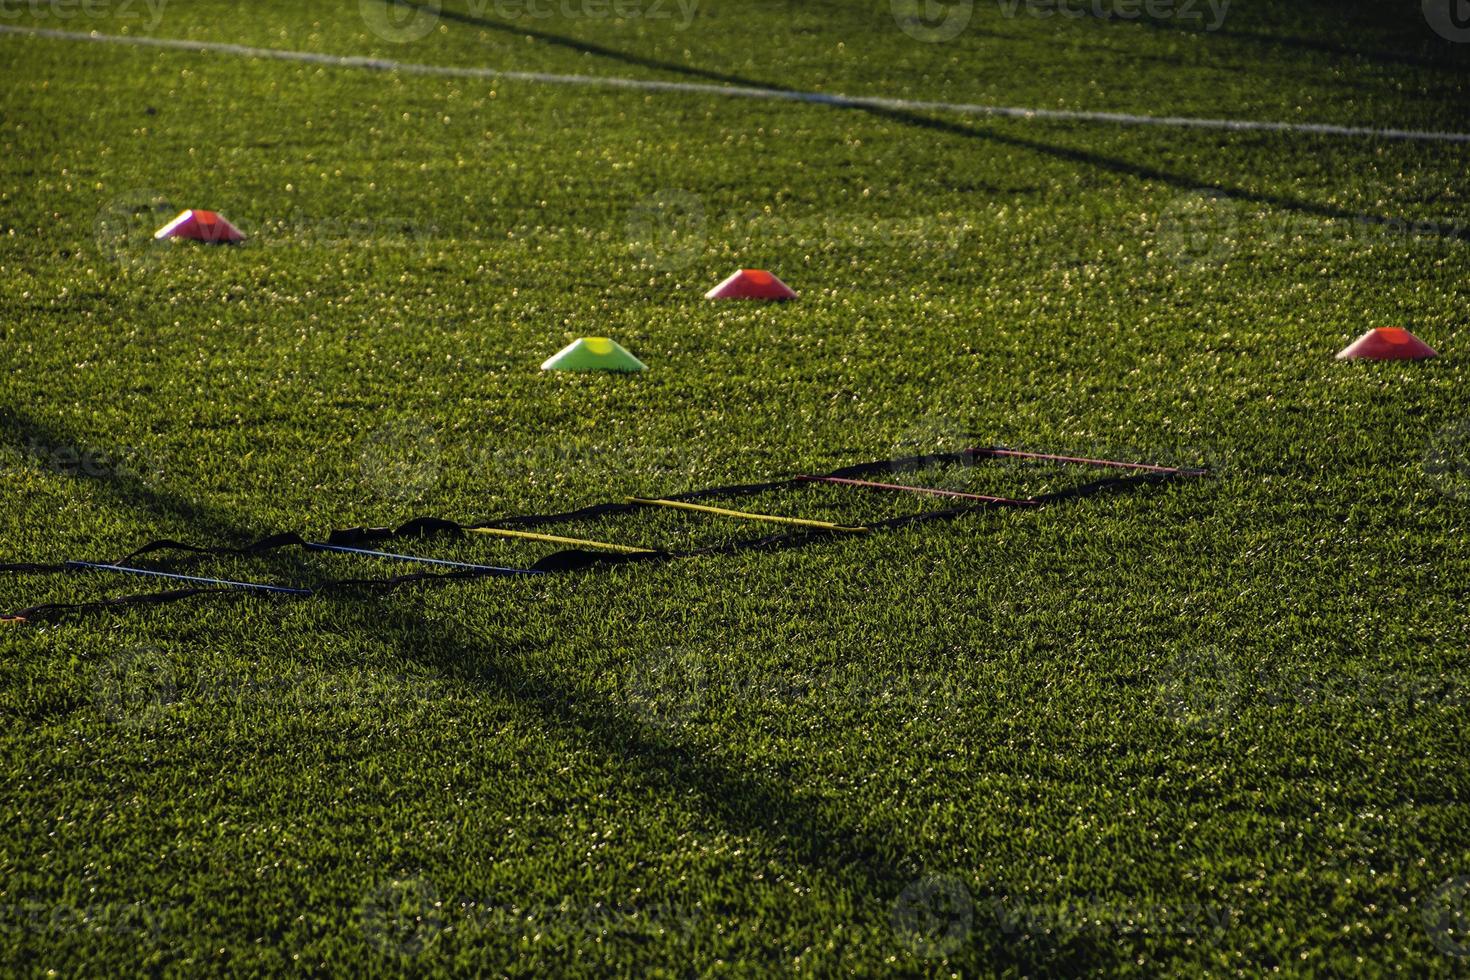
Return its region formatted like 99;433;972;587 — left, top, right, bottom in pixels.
705;269;797;301
1336;327;1438;361
154;209;245;244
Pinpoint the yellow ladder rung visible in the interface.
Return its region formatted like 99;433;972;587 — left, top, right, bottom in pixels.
623;497;868;532
468;527;656;555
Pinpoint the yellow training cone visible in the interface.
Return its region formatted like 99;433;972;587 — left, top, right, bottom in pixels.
541;337;647;373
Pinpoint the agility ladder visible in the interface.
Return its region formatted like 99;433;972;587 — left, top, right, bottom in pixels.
0;447;1207;624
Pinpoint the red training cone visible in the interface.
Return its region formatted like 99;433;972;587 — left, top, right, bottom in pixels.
705;268;797;301
1336;327;1437;361
154;209;245;244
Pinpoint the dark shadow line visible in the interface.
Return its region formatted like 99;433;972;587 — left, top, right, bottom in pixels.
0;408;983;947
413;0;798;92
362;599;935;895
987;0;1465;70
1126;12;1463;72
3;407;1215;968
415;0;1026;85
0;407;260;546
393;0;1470;245
346;595;1128;971
853;105;1470;243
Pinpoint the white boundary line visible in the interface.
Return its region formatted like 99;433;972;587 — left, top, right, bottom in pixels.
6;24;1470;144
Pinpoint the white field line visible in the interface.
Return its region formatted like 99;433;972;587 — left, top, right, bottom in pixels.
5;24;1470;144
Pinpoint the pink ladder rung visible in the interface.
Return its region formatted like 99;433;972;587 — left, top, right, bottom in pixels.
797;475;1040;506
969;448;1207;476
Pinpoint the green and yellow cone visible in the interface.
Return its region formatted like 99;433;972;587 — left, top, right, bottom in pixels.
540;337;647;373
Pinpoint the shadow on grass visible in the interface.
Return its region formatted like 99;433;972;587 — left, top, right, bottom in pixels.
389;0;1470;244
2;405;1135;972
1130;10;1464;72
0;406;258;544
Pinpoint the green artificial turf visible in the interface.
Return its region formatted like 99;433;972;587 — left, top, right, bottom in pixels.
1;0;1468;974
